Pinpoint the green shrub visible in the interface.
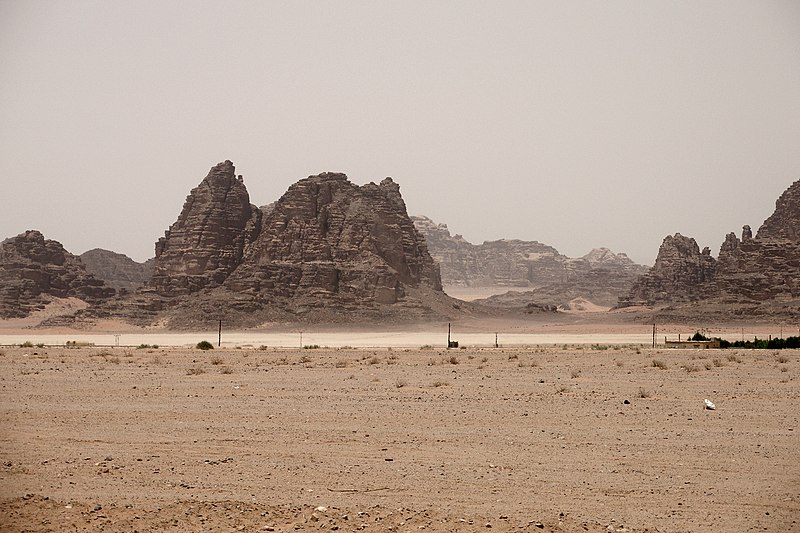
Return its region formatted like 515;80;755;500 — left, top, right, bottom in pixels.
196;340;214;350
20;341;33;348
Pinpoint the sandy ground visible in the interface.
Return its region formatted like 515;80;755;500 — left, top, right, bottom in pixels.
1;343;798;532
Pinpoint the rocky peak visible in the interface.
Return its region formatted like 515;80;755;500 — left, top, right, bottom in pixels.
149;160;262;296
226;172;442;305
0;230;114;318
756;179;800;241
623;233;716;305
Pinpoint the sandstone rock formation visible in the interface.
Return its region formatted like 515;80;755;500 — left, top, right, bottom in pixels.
149;160;262;296
0;230;115;318
225;174;442;308
622;234;716;306
80;249;153;292
132;163;447;327
411;215;571;288
621;179;800;317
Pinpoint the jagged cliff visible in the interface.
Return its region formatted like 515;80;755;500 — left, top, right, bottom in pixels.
0;231;115;318
149;160;262;296
621;179;800;317
411;216;567;287
80;249;153;292
132;163;448;327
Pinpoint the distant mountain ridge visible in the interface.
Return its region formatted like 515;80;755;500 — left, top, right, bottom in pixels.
80;249;153;292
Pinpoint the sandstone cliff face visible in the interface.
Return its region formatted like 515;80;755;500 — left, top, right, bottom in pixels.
0;231;114;318
623;234;716;306
80;249;154;292
622;179;800;315
226;174;442;307
411;216;568;287
149;161;262;296
138;164;444;326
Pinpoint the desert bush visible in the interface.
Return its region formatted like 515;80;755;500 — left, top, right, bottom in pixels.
220;366;233;374
432;380;449;387
652;359;667;369
186;365;204;375
555;386;569;394
20;341;33;348
637;387;652;398
615;360;624;367
35;343;45;348
570;369;580;379
209;355;223;365
335;359;348;368
713;358;725;367
684;364;700;373
780;366;789;373
704;362;713;370
303;345;320;350
448;355;459;365
259;345;269;350
196;341;214;350
508;353;519;361
776;355;789;364
368;356;380;365
727;354;743;363
299;355;312;364
419;345;434;350
481;356;488;363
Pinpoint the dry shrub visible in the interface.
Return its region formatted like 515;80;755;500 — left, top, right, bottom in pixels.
713;358;726;367
210;355;223;365
448;355;459;365
652;359;667;369
727;354;743;363
186;365;204;375
637;387;652;398
570;369;580;379
368;356;380;365
684;364;700;373
508;353;519;361
776;355;789;364
481;356;488;363
395;378;407;388
780;366;789;373
432;380;449;387
219;366;233;374
335;359;348;368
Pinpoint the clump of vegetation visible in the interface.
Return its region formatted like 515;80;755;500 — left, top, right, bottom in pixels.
299;355;312;364
137;344;156;349
209;355;223;365
303;345;320;350
652;359;667;369
713;358;726;367
448;355;459;365
19;341;33;348
35;343;45;348
727;354;743;363
368;356;381;365
220;366;233;374
186;365;205;375
258;345;269;350
419;345;434;350
637;387;652;398
196;341;214;350
776;355;790;364
335;359;348;368
508;353;519;361
570;369;580;379
431;380;449;388
684;364;700;373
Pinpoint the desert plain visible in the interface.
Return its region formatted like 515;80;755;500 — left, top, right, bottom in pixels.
0;324;798;533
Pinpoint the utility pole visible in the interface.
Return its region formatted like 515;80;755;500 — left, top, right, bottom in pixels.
218;320;222;347
447;323;451;349
652;324;656;348
495;332;498;348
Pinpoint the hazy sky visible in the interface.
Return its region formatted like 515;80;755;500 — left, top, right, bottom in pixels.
1;1;798;265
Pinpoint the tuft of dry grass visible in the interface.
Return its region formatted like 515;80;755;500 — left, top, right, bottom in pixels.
555;385;569;394
481;356;488;363
652;359;667;369
727;354;743;363
713;358;726;367
780;366;789;373
219;366;233;374
186;365;204;375
570;369;580;379
684;364;700;373
637;387;652;398
615;360;624;367
776;355;789;364
210;355;223;365
508;353;519;361
432;380;449;388
368;356;380;365
448;355;459;365
335;359;348;368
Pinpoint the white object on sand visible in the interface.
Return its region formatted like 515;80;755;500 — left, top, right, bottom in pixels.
704;398;716;410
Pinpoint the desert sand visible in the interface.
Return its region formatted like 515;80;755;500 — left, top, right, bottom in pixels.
1;340;797;532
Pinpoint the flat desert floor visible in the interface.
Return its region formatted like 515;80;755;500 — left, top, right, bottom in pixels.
1;344;797;532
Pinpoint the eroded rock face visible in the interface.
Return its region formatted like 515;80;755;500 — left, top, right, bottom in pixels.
756;180;800;241
149;161;262;296
411;215;568;287
623;234;716;306
226;174;442;306
622;179;800;313
0;230;114;318
80;249;153;292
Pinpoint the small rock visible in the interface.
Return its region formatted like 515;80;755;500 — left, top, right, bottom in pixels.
623;399;630;405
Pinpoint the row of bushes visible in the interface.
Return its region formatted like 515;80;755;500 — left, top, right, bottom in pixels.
691;332;800;349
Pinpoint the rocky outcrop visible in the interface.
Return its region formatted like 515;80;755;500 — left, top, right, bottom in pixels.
411;216;570;288
622;234;716;306
621;179;800;316
123;163;447;327
0;230;115;318
80;249;153;292
226;174;442;308
149;160;262;296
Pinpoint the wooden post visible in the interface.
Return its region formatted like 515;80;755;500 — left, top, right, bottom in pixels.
652;324;656;348
495;332;498;348
218;320;222;347
447;323;451;348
